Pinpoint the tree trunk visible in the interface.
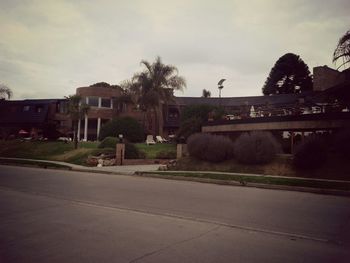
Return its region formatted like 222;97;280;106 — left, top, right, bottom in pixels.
73;120;78;149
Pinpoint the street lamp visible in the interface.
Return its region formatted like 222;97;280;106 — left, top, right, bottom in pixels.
217;79;226;98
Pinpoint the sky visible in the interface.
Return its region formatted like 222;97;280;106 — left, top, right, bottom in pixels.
0;0;349;100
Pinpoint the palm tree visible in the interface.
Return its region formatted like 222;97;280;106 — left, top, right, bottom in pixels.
333;30;350;70
65;95;90;149
132;56;186;135
0;84;12;100
202;89;211;98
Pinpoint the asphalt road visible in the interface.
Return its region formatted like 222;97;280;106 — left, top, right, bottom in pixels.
0;165;349;262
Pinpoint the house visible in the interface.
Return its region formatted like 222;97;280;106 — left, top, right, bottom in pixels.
1;66;348;141
0;99;70;139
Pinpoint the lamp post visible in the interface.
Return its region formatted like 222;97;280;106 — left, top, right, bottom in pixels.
117;134;124;165
217;79;226;107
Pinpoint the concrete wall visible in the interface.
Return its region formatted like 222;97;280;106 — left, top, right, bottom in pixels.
202;116;350;133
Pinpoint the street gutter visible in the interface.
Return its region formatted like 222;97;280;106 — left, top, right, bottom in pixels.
1;157;350;197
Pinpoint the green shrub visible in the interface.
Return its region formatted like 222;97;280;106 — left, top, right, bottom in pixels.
156;150;176;159
99;117;144;142
187;133;234;163
125;143;145;159
176;117;202;142
234;131;280;164
98;137;118;149
332;129;350;158
177;104;225;141
293;137;327;170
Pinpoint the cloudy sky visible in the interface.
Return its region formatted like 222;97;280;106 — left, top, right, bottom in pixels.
0;0;349;99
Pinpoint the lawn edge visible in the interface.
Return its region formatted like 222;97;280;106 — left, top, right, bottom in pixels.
135;171;350;197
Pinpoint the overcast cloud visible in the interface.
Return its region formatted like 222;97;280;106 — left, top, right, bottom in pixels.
0;0;349;99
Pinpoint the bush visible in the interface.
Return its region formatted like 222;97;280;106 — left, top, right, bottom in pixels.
187;133;234;163
98;137;118;149
176;117;202;142
125;143;145;159
177;104;224;141
293;136;327;170
234;131;280;165
99;117;144;142
156;150;176;159
332;129;350;158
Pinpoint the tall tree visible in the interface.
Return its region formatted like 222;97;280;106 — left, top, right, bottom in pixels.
262;53;312;95
0;84;12;100
65;95;90;149
333;30;350;70
131;56;186;135
202;89;211;98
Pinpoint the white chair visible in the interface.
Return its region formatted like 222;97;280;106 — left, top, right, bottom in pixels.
161;136;169;143
146;135;156;145
156;136;164;143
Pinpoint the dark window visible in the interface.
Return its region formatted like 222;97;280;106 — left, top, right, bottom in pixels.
88;97;99;107
59;101;67;113
23;105;30;112
101;98;111;108
36;106;43;113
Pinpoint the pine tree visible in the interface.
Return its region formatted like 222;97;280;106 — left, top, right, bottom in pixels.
262;53;312;95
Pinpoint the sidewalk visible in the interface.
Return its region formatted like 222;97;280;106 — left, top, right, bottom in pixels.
1;157;350;197
0;157;164;175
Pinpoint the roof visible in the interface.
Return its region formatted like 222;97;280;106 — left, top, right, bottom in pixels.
172;91;320;107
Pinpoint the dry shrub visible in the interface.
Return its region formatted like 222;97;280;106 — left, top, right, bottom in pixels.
293;136;327;170
234;131;281;164
187;133;234;162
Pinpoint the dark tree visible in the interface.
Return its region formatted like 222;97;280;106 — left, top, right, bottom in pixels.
131;56;186;135
0;84;12;100
202;89;211;98
262;53;312;95
333;30;350;70
65;95;90;149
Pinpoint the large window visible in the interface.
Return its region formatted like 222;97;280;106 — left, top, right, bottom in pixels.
88;97;99;107
101;98;111;108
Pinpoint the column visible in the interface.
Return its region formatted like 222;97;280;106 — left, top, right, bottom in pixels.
77;119;81;141
290;131;294;154
84;114;88;141
98;97;102;108
97;118;101;140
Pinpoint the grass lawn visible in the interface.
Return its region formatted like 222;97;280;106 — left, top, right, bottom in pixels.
140;171;350;191
0;140;99;165
172;156;350;181
135;143;176;159
0;140;176;165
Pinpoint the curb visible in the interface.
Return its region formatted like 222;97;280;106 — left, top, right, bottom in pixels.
2;157;350;197
135;172;350;197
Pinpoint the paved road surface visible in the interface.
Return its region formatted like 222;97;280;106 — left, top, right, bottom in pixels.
0;165;349;262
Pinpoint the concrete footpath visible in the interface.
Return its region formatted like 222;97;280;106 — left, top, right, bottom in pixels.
1;157;350;197
0;157;164;175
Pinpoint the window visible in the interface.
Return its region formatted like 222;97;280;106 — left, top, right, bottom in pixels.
88;97;99;107
101;98;111;108
23;105;30;112
57;101;67;113
36;106;43;113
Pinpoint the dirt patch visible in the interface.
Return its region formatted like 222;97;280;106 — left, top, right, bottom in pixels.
51;148;93;161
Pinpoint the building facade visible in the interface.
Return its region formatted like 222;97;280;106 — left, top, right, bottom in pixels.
1;66;348;141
